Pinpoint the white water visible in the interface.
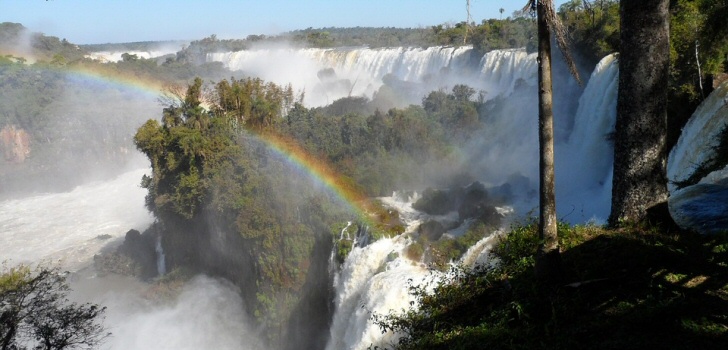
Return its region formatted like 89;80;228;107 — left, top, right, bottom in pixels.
668;81;728;191
326;192;504;350
208;46;536;106
210;46;623;223
0;168;153;270
0;165;263;349
86;49;178;63
6;37;727;349
555;54;619;223
155;234;166;276
668;81;728;233
323;52;623;348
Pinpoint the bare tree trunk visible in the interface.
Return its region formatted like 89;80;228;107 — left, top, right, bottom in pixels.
535;0;560;281
695;37;704;98
609;0;670;226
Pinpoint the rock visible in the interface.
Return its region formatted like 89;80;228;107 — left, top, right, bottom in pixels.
94;228;158;279
94;251;139;276
457;182;488;220
669;181;728;234
0;125;31;163
413;187;457;215
417;220;446;241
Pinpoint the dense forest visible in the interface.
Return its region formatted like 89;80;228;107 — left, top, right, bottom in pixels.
2;0;728;348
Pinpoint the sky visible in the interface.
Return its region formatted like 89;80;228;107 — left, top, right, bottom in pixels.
2;0;568;45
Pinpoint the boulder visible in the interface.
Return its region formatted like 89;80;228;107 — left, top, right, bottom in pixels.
417;220;446;241
457;182;488;220
0;125;31;163
413;187;457;215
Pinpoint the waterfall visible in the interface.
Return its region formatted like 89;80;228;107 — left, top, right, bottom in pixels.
326;237;433;350
668;81;728;191
667;81;728;233
207;46;536;107
326;191;505;350
555;54;619;223
155;234;166;276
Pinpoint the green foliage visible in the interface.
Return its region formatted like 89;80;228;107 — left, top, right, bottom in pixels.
0;22;87;63
558;0;620;67
373;222;728;349
469;17;537;55
556;1;728;150
135;76;353;346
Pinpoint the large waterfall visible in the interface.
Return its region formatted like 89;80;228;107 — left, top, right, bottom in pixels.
326;192;502;350
208;46;620;222
208;46;536;106
323;53;620;349
667;81;728;233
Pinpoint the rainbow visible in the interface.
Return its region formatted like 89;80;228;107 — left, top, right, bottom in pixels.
3;57;378;223
63;65;168;98
60;63;170;99
250;131;374;220
1;54;172;99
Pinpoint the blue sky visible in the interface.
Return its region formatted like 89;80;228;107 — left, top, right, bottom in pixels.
2;0;568;44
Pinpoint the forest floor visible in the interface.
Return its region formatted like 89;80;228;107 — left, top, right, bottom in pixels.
375;220;728;349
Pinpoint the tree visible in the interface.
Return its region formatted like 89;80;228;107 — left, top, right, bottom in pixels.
525;0;580;281
0;264;109;350
608;0;670;226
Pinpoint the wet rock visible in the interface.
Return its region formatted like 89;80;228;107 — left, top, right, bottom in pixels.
413;187;456;215
94;228;158;279
0;125;31;163
418;220;446;241
669;181;728;234
457;182;489;220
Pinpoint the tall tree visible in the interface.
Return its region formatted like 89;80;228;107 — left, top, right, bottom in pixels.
609;0;670;226
526;0;580;281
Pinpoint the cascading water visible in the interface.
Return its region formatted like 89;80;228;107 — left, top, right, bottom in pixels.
667;81;728;233
207;46;536;107
0;168;154;270
155;234;166;276
323;52;622;349
86;49;180;63
0;165;263;349
555;54;619;222
326;192;504;350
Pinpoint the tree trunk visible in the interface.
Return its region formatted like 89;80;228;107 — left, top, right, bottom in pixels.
609;0;670;226
535;0;560;281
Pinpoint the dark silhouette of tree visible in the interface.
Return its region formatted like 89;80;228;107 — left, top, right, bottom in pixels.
1;264;109;350
609;0;670;226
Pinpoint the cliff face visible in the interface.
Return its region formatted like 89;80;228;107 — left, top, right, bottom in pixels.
154;200;336;350
0;125;30;163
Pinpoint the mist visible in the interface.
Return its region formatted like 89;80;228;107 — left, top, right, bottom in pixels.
70;274;263;350
206;44;618;224
0;71;159;198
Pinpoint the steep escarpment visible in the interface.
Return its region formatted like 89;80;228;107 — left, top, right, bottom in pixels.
133;71;500;347
133;77;364;348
